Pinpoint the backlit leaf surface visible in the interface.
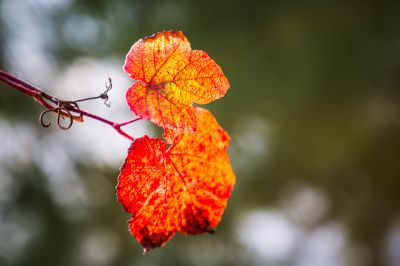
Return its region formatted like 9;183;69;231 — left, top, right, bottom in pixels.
117;108;235;252
124;31;229;132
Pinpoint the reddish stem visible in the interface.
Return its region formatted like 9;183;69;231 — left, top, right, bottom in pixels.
115;117;142;128
0;69;140;141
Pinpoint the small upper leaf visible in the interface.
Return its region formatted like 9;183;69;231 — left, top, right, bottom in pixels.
124;31;229;133
116;108;235;252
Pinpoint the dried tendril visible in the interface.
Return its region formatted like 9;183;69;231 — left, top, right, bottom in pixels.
39;78;112;130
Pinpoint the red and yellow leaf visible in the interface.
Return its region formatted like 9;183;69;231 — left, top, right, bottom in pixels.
124;31;229;133
116;108;235;252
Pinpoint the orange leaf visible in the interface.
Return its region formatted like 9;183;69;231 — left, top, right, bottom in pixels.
117;108;235;252
124;31;230;133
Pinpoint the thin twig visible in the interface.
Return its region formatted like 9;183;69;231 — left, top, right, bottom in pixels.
0;69;140;141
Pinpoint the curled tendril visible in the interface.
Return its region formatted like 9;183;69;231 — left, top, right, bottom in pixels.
57;107;73;130
39;101;82;130
101;77;112;107
73;77;112;107
39;109;54;128
39;77;111;130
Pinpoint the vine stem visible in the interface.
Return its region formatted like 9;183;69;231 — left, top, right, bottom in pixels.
0;69;140;141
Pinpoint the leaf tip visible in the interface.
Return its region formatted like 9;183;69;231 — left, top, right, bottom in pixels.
142;247;149;255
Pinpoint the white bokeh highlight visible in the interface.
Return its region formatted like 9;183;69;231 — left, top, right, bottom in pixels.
235;208;348;266
236;209;299;264
386;220;400;266
230;114;273;175
75;227;121;266
281;185;330;227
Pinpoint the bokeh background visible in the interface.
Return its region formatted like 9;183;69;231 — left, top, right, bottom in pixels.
1;0;400;265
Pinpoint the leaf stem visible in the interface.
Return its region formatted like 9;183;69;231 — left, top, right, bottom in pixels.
114;117;143;128
0;69;140;142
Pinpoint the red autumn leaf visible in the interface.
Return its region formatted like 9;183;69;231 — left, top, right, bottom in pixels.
117;108;235;252
124;31;229;133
